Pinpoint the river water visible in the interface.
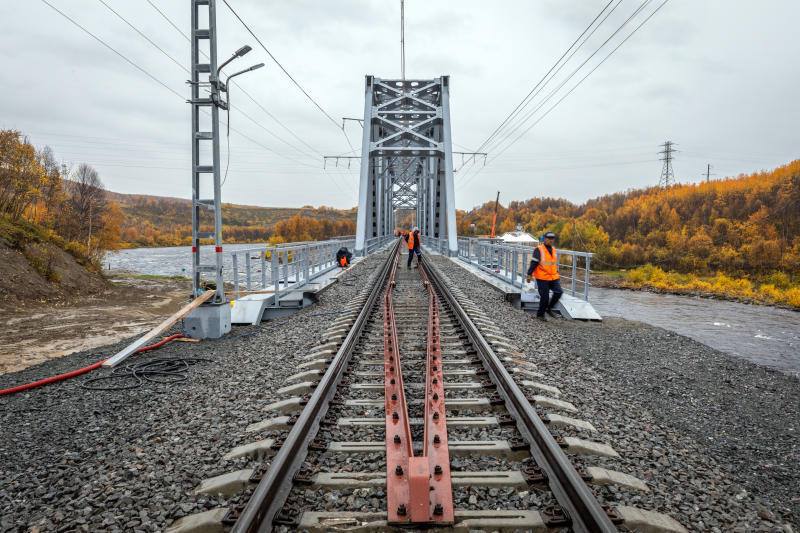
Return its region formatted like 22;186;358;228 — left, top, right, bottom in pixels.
107;246;800;376
107;245;258;279
590;287;799;376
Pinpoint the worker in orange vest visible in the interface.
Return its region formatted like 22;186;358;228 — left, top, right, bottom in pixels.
526;231;563;321
405;227;421;269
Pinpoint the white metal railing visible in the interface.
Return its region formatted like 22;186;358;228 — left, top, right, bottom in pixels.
364;235;395;255
230;238;355;301
452;237;593;301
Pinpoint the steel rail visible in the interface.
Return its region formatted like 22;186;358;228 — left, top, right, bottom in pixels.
419;255;618;533
231;239;402;533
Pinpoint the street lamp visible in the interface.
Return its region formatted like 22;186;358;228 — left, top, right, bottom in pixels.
222;62;265;126
217;45;252;77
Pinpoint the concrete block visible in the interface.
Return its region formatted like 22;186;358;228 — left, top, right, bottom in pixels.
165;508;228;533
313;341;339;352
563;437;620;458
298;358;329;370
264;397;305;414
530;395;577;413
298;510;547;532
350;381;483;390
194;469;254;497
311;470;526;489
222;437;276;460
344;397;493;410
183;304;231;340
521;380;562;397
285;369;323;383
337;416;497;427
245;416;293;434
586;467;649;492
491;340;521;352
616;506;687;533
302;349;336;360
511;367;544;379
277;381;316;396
545;413;596;432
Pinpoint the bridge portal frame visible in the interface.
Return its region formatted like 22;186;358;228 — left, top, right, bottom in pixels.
355;76;458;255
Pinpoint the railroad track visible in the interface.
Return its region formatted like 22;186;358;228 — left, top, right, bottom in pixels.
170;240;685;533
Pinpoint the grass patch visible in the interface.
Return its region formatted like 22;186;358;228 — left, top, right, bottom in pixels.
617;264;800;309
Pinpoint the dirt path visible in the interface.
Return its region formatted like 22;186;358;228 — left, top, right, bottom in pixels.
0;274;190;374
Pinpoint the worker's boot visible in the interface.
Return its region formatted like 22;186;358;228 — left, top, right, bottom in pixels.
536;315;547;322
546;309;559;319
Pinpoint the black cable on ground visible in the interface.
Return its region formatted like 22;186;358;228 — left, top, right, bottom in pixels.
80;357;214;391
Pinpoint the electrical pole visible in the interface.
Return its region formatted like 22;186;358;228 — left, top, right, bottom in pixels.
704;163;713;183
657;140;676;187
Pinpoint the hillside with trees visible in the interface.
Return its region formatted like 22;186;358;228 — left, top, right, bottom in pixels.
0;130;121;305
458;160;800;307
110;192;356;247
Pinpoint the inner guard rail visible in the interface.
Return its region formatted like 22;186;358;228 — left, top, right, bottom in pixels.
229;235;393;301
426;236;593;301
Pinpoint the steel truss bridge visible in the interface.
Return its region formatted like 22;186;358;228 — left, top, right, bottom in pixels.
354;76;458;256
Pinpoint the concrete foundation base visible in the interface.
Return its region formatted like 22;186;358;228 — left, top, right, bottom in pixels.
184;303;231;339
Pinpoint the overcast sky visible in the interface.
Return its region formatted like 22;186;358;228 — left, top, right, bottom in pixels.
1;0;798;210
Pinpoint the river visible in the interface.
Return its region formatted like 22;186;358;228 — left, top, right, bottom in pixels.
107;246;800;377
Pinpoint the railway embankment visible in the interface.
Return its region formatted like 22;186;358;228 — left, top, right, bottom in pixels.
0;251;796;532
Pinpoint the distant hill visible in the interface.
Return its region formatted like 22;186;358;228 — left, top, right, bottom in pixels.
108;192;357;247
457;160;800;277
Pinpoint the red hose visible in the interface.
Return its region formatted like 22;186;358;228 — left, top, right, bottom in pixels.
0;333;186;396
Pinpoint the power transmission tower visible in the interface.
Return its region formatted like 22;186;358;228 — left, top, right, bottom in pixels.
703;163;714;183
657;140;677;187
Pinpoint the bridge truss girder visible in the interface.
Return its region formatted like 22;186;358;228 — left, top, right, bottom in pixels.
355;76;458;255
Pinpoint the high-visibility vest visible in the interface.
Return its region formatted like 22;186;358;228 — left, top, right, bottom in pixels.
533;244;559;281
408;232;415;250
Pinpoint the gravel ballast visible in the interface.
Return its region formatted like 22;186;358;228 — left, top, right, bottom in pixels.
2;250;797;532
429;254;798;532
0;253;387;532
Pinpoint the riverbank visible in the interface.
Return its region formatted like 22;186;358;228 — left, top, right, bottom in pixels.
0;272;190;374
593;266;800;311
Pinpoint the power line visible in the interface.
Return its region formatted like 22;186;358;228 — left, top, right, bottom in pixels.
39;0;184;101
38;0;325;173
220;0;342;131
459;0;670;191
479;0;653;160
94;0;321;165
96;0;188;74
141;0;352;195
475;0;618;154
143;0;326;160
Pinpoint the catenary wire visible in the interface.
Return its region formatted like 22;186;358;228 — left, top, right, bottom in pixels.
485;0;671;169
476;0;653;161
220;0;342;131
143;0;326;160
93;0;322;167
38;0;355;198
458;0;668;191
475;0;617;154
